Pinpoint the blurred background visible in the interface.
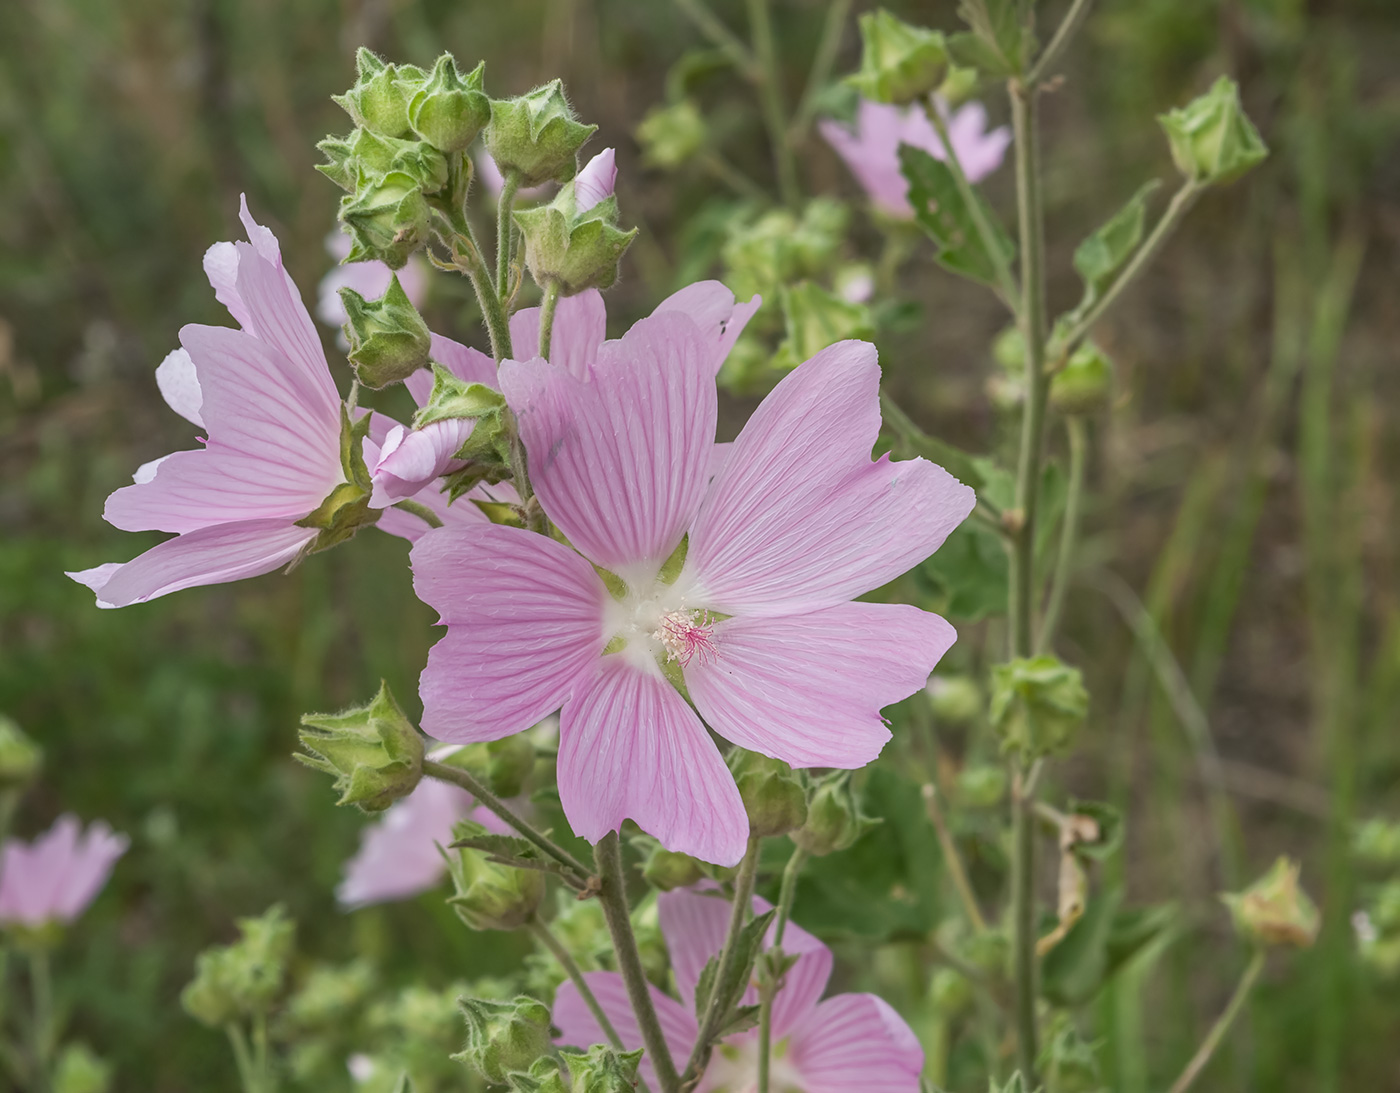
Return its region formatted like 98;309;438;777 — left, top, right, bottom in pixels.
1;0;1399;1089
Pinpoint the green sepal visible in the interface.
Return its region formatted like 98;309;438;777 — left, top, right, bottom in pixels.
900;144;1016;287
630;833;706;892
792;771;880;857
338;170;433;270
513;201;637;296
454;995;554;1083
727;749;807;838
485;80;597;187
318;128;448;194
437;734;536;798
291;408;380;555
297;681;423;812
1222;857;1320;949
342;274;433;389
846;10;950;106
1158;76;1268;186
414;366;506;431
592;564;629;601
657;535;689;585
467;495;526;524
408;55;490;153
446;821;547;932
1049;341;1112;415
333;48;428;140
557;1044;646;1093
989;655;1089;761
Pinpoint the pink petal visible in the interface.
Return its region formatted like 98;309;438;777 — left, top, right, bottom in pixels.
819;101;913;217
558;659;748;865
203;241;252;329
52;821;128;921
685;340;975;616
337;777;475;907
411;525;607;742
500;312;715;581
0;816;127;927
786;993;924;1093
553;971;697;1090
70;520;318;607
574;147;617;213
154;348;204;427
369;419;473;507
509;289;607;380
686;602;956;768
652;281;762;376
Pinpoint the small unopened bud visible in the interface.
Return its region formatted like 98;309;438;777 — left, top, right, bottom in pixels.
0;715;42;790
333;49;427;140
1222;857;1320;949
574;148;617;213
408;54;490;153
1158;76;1268;186
955;765;1007;809
989;656;1089;761
793;772;876;857
633;834;705;892
51;1044;111;1093
727;749;807;838
929;966;972;1016
454;995;554;1083
340;274;432;388
559;1044;646;1093
318;129;448;195
937;64;980;108
181;905;295;1027
926;674;982;724
636;99;708;169
447;820;545;931
847;10;949;106
441;734;536;799
1049;342;1112;415
339;173;432;270
486;80;597;187
298;682;424;813
1353;818;1400;867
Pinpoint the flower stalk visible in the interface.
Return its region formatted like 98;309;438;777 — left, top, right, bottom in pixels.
1166;948;1266;1093
757;847;806;1093
1035;415;1088;652
528;916;629;1058
497;168;521;299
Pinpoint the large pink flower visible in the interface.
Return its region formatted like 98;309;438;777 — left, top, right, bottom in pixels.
820;97;1011;218
553;887;924;1092
67;197;348;607
410;311;972;866
0;815;128;929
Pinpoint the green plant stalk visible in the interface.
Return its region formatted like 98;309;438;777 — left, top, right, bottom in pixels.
1009;763;1037;1078
684;835;761;1086
1025;0;1097;86
772;847;805;947
921;783;988;934
252;1009;272;1093
1035;415;1087;653
789;0;852;140
672;0;757;77
746;0;799;206
539;280;561;361
757;848;807;1093
27;949;52;1093
225;1022;258;1093
460;248;514;363
530;917;631;1060
1166;949;1266;1093
422;760;592;883
595;833;681;1093
496;169;521;300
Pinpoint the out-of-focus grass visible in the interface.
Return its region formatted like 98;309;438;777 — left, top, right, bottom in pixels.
2;0;1399;1089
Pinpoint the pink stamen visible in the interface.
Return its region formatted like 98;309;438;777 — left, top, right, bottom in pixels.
655;609;718;667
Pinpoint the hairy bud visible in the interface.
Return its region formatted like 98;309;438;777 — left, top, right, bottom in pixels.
298;682;424;813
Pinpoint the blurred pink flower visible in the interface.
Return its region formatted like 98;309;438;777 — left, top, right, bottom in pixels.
68;197;347;607
820;97;1011;218
315;231;429;330
554;886;924;1092
574;148;617;213
0;815;128;929
410;315;972;866
474;150;551;202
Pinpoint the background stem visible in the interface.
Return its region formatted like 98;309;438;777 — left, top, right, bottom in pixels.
1036;415;1088;653
530;917;630;1058
746;0;798;206
1167;949;1266;1093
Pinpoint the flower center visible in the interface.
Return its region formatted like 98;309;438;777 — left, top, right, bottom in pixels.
653;609;717;667
600;582;720;672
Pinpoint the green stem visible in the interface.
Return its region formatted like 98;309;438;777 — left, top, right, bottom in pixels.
684;835;761;1086
390;498;444;530
539;280;561;361
746;0;799;206
758;849;807;1093
28;949;52;1093
462;253;514;363
1025;0;1097;87
530;918;631;1060
672;0;756;76
252;1009;271;1093
1036;415;1088;653
594;833;681;1093
772;848;806;947
496;169;521;301
701;153;769;202
225;1023;258;1093
1009;765;1038;1079
422;760;592;884
789;0;852;140
921;783;988;934
1166;949;1266;1093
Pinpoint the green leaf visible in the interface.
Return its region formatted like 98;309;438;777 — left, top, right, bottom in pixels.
918;520;1009;622
693;909;776;1025
900;145;1015;287
1065;179;1161;324
955;0;1035;78
1041;890;1178;1006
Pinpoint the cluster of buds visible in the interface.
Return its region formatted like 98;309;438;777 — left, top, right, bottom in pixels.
989;655;1090;761
181;905;296;1028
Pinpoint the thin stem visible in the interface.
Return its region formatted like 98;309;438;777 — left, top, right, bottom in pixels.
1166;949;1266;1093
538;281;561;361
701;153;769;202
225;1023;258;1093
391;498;444;529
595;833;681;1093
461;253;514;363
252;1009;271;1093
27;949;52;1093
1036;415;1088;653
759;849;807;1093
921;784;988;934
772;848;806;948
922;100;1021;310
1025;0;1096;87
672;0;757;76
530;918;630;1057
1009;764;1038;1080
789;0;852;140
422;760;592;884
746;0;799;207
496;170;521;300
684;836;761;1086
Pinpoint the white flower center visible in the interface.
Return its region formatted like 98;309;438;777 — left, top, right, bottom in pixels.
602;583;718;670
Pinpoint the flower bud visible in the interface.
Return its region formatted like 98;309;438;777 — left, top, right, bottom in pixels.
284;961;375;1034
989;656;1089;761
955;764;1007;809
486;80;597;187
339;172;433;270
926;674;982;724
447;820;545;931
1158;76;1268;186
1222;857;1320;949
573;147;617;213
454;995;554;1083
1353;818;1400;867
792;772;877;856
727;749;807;838
408;54;491;153
440;734;536;799
340;273;432;389
318;129;448;195
298;681;424;813
632;833;705;892
847;10;949;106
52;1044;111;1093
333;48;427;140
929;966;972;1016
1049;341;1113;415
559;1045;646;1093
962;927;1010;977
181;905;295;1027
636;99;708;169
0;715;41;791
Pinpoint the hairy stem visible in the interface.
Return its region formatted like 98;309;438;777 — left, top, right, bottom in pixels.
595;833;681;1093
496;169;521;300
1036;415;1088;653
539;280;561;361
772;847;806;947
529;917;630;1058
390;498;444;530
922;783;989;934
746;0;799;206
1167;949;1266;1093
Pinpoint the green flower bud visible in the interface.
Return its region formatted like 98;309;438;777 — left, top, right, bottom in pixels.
409;55;491;153
0;715;42;790
792;772;877;857
1049;341;1112;415
439;733;536;799
284;960;375;1034
318;129;449;195
333;48;428;140
298;682;424;813
636;99;708;169
1158;76;1268;186
962;927;1010;977
181;905;295;1027
340;274;432;389
632;833;705;892
989;656;1089;761
727;749;807;838
847;10;949;106
447;820;546;931
770;281;875;373
486;80;597;187
411;363;512;471
454;996;554;1083
559;1045;646;1093
507;1057;571;1093
929;966;972;1017
926;674;983;724
339;171;432;270
956;765;1007;809
513;176;637;296
938;63;981;108
1353;818;1400;867
52;1043;111;1093
1222;857;1320;949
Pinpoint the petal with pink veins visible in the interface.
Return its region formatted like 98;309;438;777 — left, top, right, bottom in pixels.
553;971;697;1091
653;281;762;375
786;992;925;1093
369;418;473;507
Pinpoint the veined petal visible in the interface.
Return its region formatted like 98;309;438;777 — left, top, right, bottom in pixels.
411;525;607;743
510;289;607;380
369;419;473;507
558;659;747;865
685;341;974;615
653;281;762;376
786;993;924;1093
154;348;204;427
501;312;716;581
68;520;317;608
687;602;956;767
553;971;697;1091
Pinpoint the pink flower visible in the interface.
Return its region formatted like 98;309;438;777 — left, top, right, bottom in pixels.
475;151;551;202
819;97;1011;218
574;148;617;213
316;231;429;330
410;314;973;866
0;815;128;929
553;886;924;1092
67;197;348;607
